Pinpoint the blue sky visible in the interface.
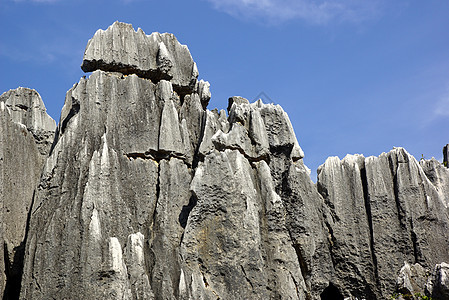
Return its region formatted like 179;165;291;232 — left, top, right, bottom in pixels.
1;0;448;180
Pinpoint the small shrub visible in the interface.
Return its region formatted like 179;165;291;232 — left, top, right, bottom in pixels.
389;292;433;300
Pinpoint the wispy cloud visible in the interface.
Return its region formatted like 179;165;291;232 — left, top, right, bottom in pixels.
206;0;384;25
434;96;449;117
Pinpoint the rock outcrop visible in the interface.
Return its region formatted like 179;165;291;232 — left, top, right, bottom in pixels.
0;88;56;155
81;21;199;96
0;22;447;300
426;262;449;299
396;262;428;297
0;88;55;299
317;148;449;299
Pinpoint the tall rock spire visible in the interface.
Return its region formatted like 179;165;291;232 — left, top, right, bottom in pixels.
0;88;55;299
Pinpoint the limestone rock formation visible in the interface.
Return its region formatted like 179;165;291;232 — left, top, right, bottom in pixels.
81;21;199;95
0;88;55;299
0;22;447;300
396;262;428;297
317;148;449;299
0;88;56;155
426;262;449;299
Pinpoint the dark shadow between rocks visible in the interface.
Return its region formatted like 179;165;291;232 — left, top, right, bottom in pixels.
320;282;344;300
179;194;197;229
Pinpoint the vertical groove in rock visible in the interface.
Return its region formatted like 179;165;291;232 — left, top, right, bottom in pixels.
361;166;379;284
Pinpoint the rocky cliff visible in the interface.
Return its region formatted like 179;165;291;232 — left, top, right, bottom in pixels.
0;88;55;299
0;22;448;300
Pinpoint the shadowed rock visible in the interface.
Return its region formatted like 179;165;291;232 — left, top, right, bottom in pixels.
426;262;449;299
444;144;449;168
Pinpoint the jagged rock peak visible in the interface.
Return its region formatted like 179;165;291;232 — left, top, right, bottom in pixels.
0;87;56;155
81;21;199;95
199;96;305;162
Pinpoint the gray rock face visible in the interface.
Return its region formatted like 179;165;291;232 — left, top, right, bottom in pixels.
396;262;428;296
420;158;449;208
0;89;55;299
1;22;446;300
426;262;449;299
317;148;449;299
20;66;324;299
0;87;56;155
20;68;207;299
181;96;326;299
81;21;199;95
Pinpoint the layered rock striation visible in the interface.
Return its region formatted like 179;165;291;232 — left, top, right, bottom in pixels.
0;22;447;300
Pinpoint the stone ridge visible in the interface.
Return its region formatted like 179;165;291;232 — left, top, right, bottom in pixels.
81;21;199;95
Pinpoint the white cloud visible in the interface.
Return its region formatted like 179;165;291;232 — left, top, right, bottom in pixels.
206;0;384;25
434;97;449;117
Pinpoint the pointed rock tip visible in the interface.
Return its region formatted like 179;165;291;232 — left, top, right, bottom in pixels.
227;96;249;113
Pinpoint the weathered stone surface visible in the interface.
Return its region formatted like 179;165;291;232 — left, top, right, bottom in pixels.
317;148;449;299
273;155;332;299
317;154;378;299
197;80;211;109
181;149;307;299
426;262;449;299
200;97;303;162
20;67;208;298
396;262;428;296
0;87;56;155
149;158;191;299
81;21;198;94
0;91;55;299
420;158;449;208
